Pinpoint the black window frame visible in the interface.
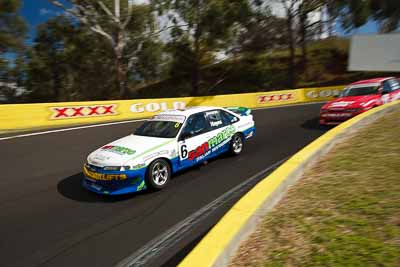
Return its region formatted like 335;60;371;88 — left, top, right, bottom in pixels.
204;109;228;131
178;112;211;140
220;110;239;125
387;78;400;91
382;81;392;93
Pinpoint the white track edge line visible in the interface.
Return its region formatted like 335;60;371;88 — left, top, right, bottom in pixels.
0;119;147;141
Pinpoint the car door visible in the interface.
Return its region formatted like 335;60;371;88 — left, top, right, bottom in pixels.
203;109;237;158
177;112;212;169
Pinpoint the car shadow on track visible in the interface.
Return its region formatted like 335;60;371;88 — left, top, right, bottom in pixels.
57;153;236;203
301;117;334;131
57;172;148;203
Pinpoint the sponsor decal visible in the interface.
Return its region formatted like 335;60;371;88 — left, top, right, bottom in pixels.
83;166;127;181
50;104;117;119
182;125;235;162
137;180;146;191
305;88;342;99
205;110;219;116
131;163;146;170
153;114;186;123
130;101;186;113
257;92;296;104
143;150;169;161
361;100;377;107
101;145;136;155
93;154;109;161
329;101;354;108
210;120;223;127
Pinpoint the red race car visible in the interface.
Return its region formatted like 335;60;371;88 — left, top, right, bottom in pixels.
320;77;400;125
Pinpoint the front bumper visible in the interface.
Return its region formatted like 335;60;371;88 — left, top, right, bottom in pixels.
82;164;147;195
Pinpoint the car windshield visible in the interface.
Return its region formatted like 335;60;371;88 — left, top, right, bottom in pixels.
134;120;183;138
340;86;379;97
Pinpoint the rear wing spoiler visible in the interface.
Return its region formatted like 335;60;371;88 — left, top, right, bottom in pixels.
225;107;252;116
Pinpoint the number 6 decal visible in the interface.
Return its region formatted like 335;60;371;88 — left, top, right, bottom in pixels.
180;144;188;159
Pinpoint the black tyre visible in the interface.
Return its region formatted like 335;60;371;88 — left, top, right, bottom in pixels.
229;133;244;155
145;159;171;190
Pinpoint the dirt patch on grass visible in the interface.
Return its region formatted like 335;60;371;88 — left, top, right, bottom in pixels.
230;106;400;267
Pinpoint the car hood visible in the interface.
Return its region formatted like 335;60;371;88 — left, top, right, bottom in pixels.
323;95;379;109
87;134;174;167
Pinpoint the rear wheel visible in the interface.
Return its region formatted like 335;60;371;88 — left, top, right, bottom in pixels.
229;133;244;155
145;159;171;190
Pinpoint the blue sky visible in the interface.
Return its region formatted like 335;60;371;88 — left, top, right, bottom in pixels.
20;0;379;45
20;0;70;45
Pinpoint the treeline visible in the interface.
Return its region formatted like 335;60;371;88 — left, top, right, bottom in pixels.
0;0;399;103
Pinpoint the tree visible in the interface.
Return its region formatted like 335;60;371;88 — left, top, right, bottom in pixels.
0;0;26;103
236;5;288;54
370;0;400;32
0;0;27;54
254;0;327;87
277;0;300;88
26;16;114;102
152;0;251;96
297;0;324;68
338;0;400;33
336;0;370;32
49;0;158;98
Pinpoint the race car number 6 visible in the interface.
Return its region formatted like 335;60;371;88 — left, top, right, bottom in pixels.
180;145;188;159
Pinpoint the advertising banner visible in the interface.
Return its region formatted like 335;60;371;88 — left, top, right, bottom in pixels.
303;85;345;102
0;85;345;132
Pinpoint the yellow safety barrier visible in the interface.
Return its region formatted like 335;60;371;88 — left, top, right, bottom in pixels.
0;85;344;132
178;100;400;267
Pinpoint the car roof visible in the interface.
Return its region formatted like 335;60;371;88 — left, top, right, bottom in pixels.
158;106;223;117
350;77;394;85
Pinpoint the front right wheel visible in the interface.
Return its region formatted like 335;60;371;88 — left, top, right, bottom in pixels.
229;133;244;155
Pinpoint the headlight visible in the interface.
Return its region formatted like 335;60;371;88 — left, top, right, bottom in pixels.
120;166;130;171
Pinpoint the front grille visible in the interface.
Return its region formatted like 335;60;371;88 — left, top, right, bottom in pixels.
86;163;103;171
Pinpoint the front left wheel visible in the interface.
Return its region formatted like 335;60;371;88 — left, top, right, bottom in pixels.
145;159;171;190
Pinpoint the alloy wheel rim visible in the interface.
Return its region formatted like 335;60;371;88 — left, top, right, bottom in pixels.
152;163;168;186
233;136;243;153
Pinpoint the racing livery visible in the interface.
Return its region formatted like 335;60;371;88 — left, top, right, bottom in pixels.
83;106;255;195
320;77;400;125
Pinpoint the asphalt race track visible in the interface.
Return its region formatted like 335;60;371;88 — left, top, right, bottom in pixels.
0;103;328;267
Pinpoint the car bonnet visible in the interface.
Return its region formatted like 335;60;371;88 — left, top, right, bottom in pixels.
88;134;174;167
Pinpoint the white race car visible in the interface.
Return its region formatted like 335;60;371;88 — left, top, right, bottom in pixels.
83;106;256;195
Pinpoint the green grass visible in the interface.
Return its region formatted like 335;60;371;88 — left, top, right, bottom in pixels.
230;106;400;267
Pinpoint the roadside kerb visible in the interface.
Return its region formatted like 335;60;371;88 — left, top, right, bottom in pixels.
178;100;400;267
